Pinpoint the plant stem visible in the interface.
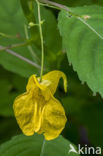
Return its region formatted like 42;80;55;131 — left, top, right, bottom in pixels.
0;32;25;40
39;0;70;12
36;0;44;82
38;0;81;18
0;42;29;52
40;138;46;156
0;45;41;69
0;32;18;39
24;24;40;62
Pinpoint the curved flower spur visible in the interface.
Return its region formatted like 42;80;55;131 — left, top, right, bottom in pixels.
13;70;67;140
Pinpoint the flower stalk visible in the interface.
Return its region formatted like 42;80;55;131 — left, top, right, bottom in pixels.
36;0;44;82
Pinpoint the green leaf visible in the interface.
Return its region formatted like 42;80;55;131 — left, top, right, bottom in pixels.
58;5;103;97
35;4;62;69
0;0;62;77
0;134;79;156
21;0;62;67
0;117;20;144
32;3;62;68
40;6;62;69
0;66;27;116
20;0;40;43
78;102;103;148
21;0;62;54
53;0;103;7
0;0;40;77
0;79;15;116
40;6;61;54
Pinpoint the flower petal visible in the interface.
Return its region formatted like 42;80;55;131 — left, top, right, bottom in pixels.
26;75;52;101
26;75;36;91
38;97;67;140
13;91;42;136
42;70;67;95
26;75;44;91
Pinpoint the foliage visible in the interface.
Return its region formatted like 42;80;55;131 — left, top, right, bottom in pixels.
58;5;103;97
0;134;80;156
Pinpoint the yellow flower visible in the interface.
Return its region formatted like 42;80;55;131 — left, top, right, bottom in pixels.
13;70;67;140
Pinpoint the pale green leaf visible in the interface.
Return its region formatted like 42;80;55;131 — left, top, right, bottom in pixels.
0;0;40;77
0;134;79;156
58;5;103;96
0;67;27;116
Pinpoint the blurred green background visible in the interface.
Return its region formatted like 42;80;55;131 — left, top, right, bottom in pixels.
0;0;103;155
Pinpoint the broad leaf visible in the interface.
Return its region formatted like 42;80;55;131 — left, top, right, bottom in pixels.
53;0;103;7
0;134;79;156
0;0;62;77
0;0;40;77
0;117;20;144
58;5;103;97
0;66;27;116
